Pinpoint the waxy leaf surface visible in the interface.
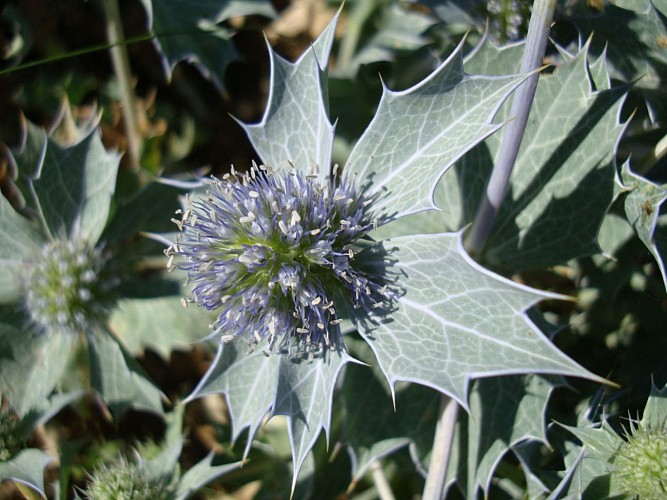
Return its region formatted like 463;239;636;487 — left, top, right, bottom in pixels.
239;12;337;182
440;41;625;269
346;42;530;220
143;0;275;88
31;130;120;243
0;313;75;417
0;195;42;303
621;162;667;290
358;232;601;406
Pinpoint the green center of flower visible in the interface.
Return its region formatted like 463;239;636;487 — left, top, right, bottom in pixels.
24;239;118;333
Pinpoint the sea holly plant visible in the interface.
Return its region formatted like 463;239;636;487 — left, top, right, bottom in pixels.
0;119;165;418
169;8;608;491
555;381;667;499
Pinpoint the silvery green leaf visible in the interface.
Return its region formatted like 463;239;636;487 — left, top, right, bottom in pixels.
273;348;353;492
101;182;184;244
342;338;438;480
333;2;436;78
174;456;241;500
187;339;353;488
512;440;558;499
143;0;276;89
358;232;604;407
109;296;212;358
443;41;625;269
0;193;42;303
87;324;164;417
239;12;337;182
16;391;85;439
620;161;667;290
346;40;532;220
0;313;75;417
0;449;53;497
31;129;120;243
570;0;667;123
556;421;625;498
597;211;635;259
143;406;184;483
187;342;278;450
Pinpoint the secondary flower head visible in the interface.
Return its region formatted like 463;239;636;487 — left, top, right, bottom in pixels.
613;422;667;499
169;164;391;354
24;239;118;333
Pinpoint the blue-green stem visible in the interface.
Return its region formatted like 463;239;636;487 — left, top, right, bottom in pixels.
101;0;142;171
422;396;458;500
424;2;557;499
466;0;557;254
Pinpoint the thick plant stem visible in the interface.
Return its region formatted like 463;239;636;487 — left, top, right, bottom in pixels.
466;0;557;253
101;0;142;171
422;396;459;500
371;460;396;500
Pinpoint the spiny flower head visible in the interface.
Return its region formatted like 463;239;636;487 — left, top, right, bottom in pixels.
84;455;167;500
168;164;391;354
612;421;667;499
24;239;118;333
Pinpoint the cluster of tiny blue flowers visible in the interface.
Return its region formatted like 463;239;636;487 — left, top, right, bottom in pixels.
168;164;390;354
24;239;118;333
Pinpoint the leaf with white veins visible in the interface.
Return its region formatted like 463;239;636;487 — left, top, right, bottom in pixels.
357;232;604;406
239;12;338;182
346;39;533;220
620;161;667;290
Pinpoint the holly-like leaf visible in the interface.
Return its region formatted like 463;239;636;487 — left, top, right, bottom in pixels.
239;11;338;182
620;161;667;290
87;324;164;417
187;339;352;489
333;1;436;78
459;375;561;498
345;40;533;220
0;194;43;303
175;455;242;500
569;0;667;124
109;296;212;358
142;0;276;89
357;232;603;407
0;312;75;417
30;129;120;243
0;449;53;497
440;40;626;269
101;181;184;245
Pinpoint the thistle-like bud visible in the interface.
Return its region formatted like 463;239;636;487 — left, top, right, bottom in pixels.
24;239;118;333
84;456;167;500
169;165;391;354
613;423;667;499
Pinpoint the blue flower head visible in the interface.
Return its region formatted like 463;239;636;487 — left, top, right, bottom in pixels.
169;164;392;354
